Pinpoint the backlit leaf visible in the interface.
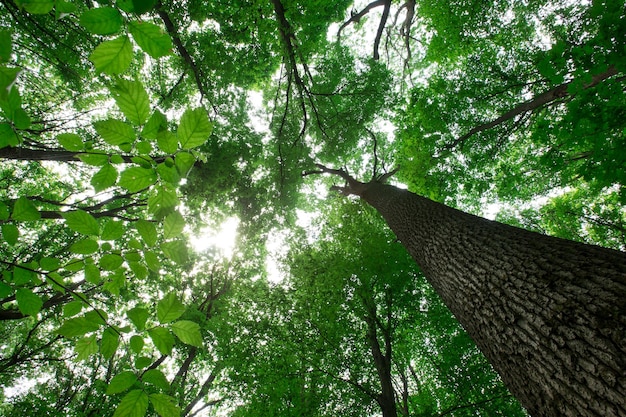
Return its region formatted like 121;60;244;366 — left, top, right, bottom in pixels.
62;210;100;236
119;167;157;192
160;239;188;265
113;389;148;417
148;326;174;355
94;119;136;147
11;197;40;221
156;292;185;324
79;7;123;35
129;21;172;59
171;320;202;347
107;371;138;395
91;164;118;192
101;328;120;359
136;220;158;247
177;108;212;149
75;335;98;361
127;307;150;331
57;316;101;338
16;288;43;316
89;36;133;75
57;133;84;151
149;393;180;417
163;211;185;238
111;79;150;126
2;223;19;245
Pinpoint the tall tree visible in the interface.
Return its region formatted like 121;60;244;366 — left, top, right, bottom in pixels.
312;165;626;417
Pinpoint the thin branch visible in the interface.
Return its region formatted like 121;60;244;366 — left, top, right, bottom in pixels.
373;0;392;60
443;66;621;152
337;0;387;39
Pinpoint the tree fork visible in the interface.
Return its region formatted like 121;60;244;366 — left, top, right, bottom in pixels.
311;165;626;417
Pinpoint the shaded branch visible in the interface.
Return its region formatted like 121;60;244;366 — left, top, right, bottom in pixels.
373;0;392;60
337;0;387;39
444;66;621;152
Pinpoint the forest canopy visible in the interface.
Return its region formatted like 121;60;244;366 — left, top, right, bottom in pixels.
0;0;624;416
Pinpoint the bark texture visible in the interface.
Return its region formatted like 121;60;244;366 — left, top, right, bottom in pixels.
355;182;626;417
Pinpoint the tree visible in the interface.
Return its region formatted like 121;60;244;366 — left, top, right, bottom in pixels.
1;0;624;415
312;164;626;417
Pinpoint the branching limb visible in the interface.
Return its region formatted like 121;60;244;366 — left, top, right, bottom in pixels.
443;66;621;153
373;0;392;60
337;0;387;39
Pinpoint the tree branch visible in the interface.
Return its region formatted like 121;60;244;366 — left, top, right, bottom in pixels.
373;0;392;60
443;66;621;152
337;0;387;39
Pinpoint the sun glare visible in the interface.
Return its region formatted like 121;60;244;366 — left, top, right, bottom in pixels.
190;217;240;258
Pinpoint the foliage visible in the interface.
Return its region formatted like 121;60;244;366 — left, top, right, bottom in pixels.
0;0;623;416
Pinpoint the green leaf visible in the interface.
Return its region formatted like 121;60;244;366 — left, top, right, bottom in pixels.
11;197;40;221
142;111;167;140
107;371;138;395
84;263;101;284
102;219;125;241
91;163;118;192
161;240;188;265
144;250;161;272
128;261;148;279
0;201;9;220
94;119;136;147
13;266;35;284
0;281;13;298
15;0;54;14
57;133;84;151
142;370;169;390
156;162;180;185
148;326;175;355
63;300;83;317
62;210;100;236
149;393;180;417
0;122;19;148
135;356;152;369
111;79;150;126
147;186;178;218
113;389;149;417
136;141;152;155
2;223;19;245
128;21;172;59
127;306;150;331
100;253;124;271
174;152;195;177
89;36;133;75
69;238;100;255
101;328;120;359
163;211;185;239
155;130;177;154
0;66;20;102
119;167;157;193
177;108;212;149
40;257;59;271
156;292;185;324
15;288;43;316
78;152;109;166
132;0;156;14
171;320;202;347
57;316;101;338
0;31;11;63
79;7;123;35
136;220;158;247
130;335;144;353
75;335;98;361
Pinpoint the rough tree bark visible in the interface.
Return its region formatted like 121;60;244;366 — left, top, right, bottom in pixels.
315;167;626;417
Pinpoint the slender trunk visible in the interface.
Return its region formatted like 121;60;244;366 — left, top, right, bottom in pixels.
363;299;398;417
355;182;626;417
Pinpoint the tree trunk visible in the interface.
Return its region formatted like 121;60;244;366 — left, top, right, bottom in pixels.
353;181;626;417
